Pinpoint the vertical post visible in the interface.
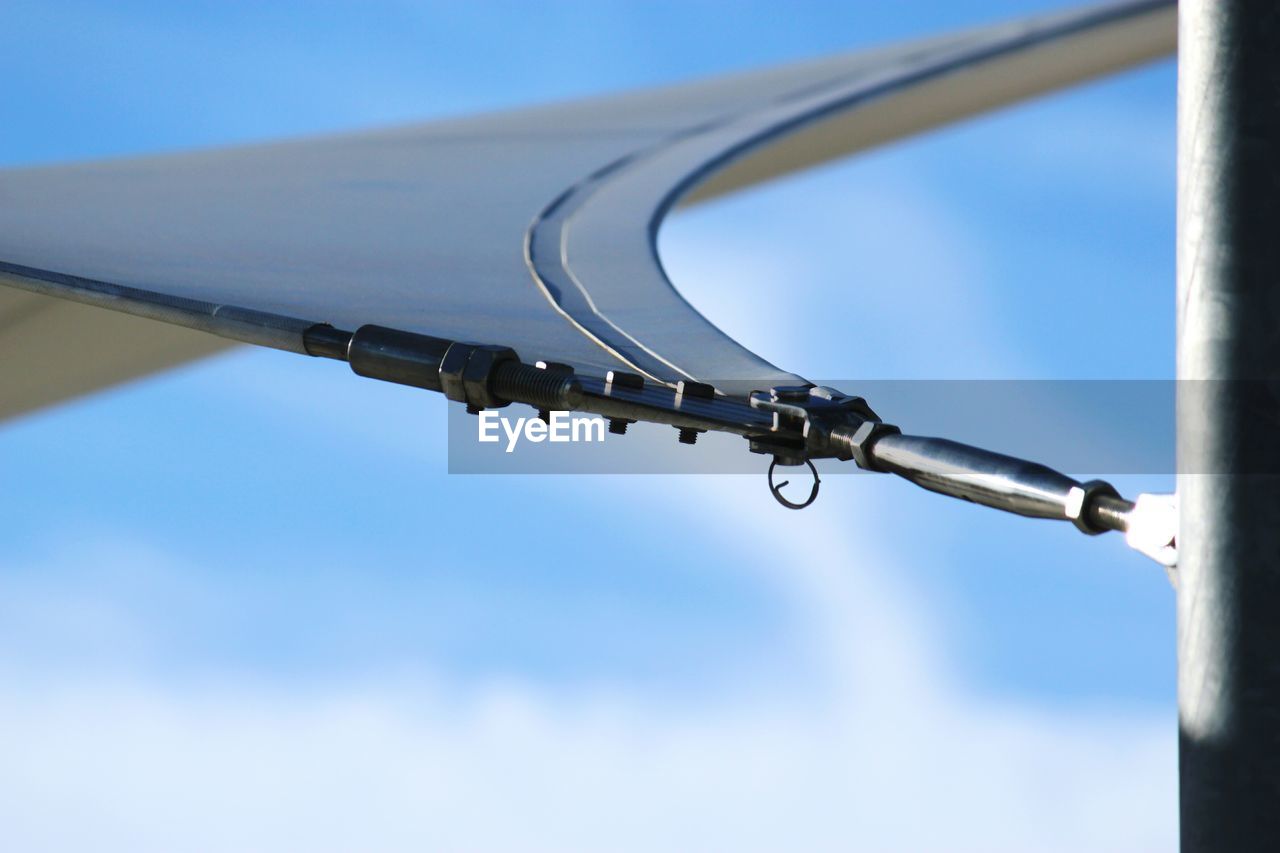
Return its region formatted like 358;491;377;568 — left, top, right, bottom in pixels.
1178;1;1280;850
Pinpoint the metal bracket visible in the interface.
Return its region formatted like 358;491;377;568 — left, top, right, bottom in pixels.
748;384;885;462
1125;492;1178;578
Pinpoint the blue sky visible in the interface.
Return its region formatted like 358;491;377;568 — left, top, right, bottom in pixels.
0;1;1177;849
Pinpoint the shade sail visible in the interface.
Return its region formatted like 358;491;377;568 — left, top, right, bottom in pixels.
0;0;1174;420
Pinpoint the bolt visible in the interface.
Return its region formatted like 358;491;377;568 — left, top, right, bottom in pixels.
608;418;630;435
678;427;702;445
490;361;583;409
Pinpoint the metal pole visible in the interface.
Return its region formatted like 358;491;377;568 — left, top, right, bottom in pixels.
1178;2;1280;849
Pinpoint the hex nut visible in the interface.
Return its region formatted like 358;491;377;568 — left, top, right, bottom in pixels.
846;420;901;469
462;344;518;409
1064;479;1121;535
438;342;475;404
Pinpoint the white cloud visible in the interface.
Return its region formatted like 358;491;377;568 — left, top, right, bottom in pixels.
0;471;1174;852
0;676;1173;853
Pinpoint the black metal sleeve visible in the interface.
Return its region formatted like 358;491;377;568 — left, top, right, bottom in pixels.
346;325;452;391
309;323;585;413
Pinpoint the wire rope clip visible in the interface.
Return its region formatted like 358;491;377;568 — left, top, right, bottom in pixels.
767;457;821;510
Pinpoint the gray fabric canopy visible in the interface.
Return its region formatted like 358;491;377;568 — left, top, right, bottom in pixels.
0;0;1175;420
